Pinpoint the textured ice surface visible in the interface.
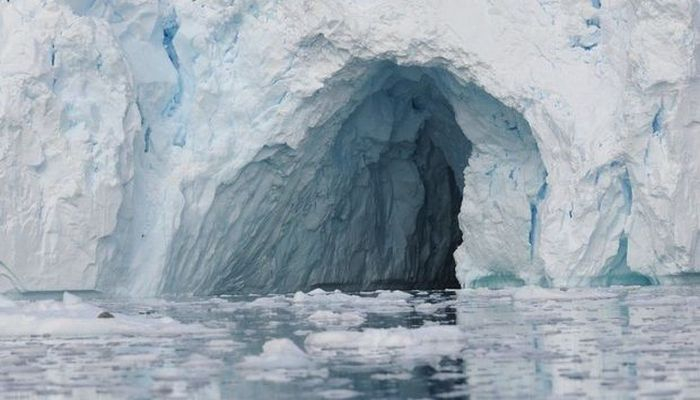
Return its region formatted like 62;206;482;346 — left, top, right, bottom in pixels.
0;287;700;399
1;1;699;294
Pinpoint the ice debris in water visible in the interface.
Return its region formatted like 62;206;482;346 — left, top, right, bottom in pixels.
307;310;366;327
238;338;329;383
0;292;215;337
1;287;700;398
305;325;465;364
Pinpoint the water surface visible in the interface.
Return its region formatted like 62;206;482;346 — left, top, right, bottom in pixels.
1;286;699;399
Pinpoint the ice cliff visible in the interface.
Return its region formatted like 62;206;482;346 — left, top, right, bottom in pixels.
1;0;699;295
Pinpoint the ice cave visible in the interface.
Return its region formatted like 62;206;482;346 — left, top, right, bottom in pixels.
3;0;698;297
2;2;700;398
154;63;547;295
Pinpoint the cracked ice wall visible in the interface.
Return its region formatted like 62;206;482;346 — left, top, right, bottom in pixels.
0;0;698;294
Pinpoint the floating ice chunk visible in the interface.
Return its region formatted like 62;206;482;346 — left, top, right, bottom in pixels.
238;338;328;382
0;295;14;308
370;372;413;380
240;295;289;309
305;325;465;364
414;300;456;314
0;298;216;337
241;339;311;369
291;290;413;314
292;289;355;304
375;290;412;300
62;291;83;305
318;389;360;399
431;372;467;381
307;310;366;327
292;291;310;303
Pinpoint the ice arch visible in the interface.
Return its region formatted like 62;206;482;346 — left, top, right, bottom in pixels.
158;63;548;294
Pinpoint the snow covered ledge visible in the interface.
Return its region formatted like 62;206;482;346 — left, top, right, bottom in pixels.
1;0;698;295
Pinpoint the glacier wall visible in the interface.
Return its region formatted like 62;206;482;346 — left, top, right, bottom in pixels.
0;0;699;295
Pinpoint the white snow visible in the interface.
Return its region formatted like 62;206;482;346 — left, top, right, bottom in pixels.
0;0;698;294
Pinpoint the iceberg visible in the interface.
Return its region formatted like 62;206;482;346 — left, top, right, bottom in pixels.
0;0;698;295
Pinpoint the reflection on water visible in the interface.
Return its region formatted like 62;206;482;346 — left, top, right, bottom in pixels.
1;286;699;399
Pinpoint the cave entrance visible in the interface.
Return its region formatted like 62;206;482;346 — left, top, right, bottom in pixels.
304;73;471;291
208;67;472;293
161;63;547;295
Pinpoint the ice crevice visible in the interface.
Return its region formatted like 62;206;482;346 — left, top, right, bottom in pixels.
161;10;182;118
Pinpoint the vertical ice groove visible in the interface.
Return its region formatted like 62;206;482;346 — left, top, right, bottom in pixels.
528;204;538;253
135;100;151;153
50;43;56;67
620;169;632;214
651;106;663;136
528;181;548;260
161;10;182;118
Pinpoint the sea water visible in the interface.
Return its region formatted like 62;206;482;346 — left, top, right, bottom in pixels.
1;286;699;399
